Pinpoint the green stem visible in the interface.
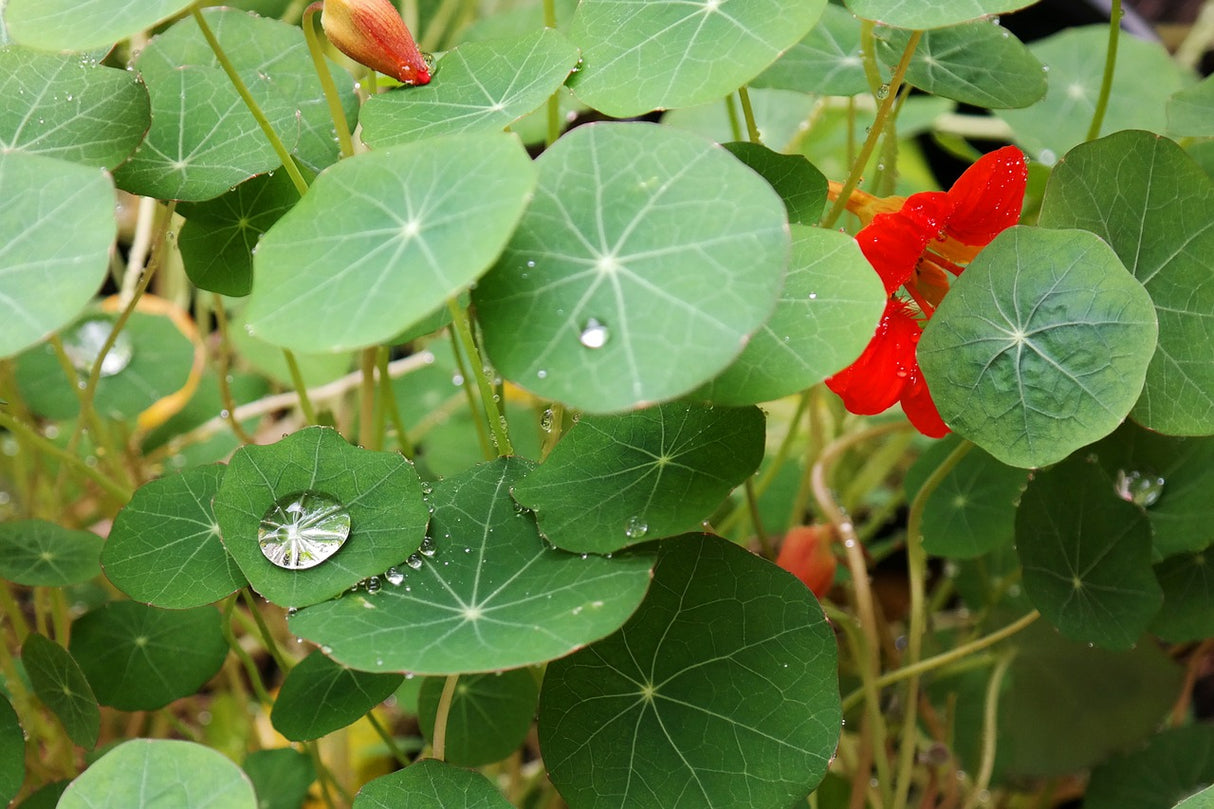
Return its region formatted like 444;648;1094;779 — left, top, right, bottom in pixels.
724;93;744;143
891;439;973;809
431;674;460;760
0;411;132;502
222;595;273;706
191;4;309;197
446;299;513;456
376;349;415;459
821;30;922;229
543;0;561;146
1086;0;1122;142
961;652;1015;809
448;326;493;460
745;478;772;558
736;86;762;144
302;2;355;159
359;348;378;450
365;710;411;767
282;349;317;424
306;741;341;809
240;589;292;674
211;294;256;445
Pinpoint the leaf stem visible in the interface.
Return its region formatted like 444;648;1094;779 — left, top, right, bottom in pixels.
0;411;132;502
211;294;257;445
447;298;513;456
365;709;411;767
302;2;356;160
431;674;460;760
821;30;921;230
960;652;1014;809
1086;0;1121;142
736;86;762;144
222;595;273;706
282;349;318;424
190;4;310;197
745;478;772;558
359;348;378;449
240;589;292;674
376;349;415;459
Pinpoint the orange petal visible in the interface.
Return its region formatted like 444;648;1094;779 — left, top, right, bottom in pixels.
322;0;430;85
776;525;837;598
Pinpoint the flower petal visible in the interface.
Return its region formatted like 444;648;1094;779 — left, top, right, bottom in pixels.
857;191;952;294
826;300;920;415
322;0;431;85
944;145;1027;246
776;525;837;598
900;367;949;438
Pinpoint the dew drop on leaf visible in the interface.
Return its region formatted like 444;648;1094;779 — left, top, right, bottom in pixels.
63;317;133;377
257;491;351;569
1113;469;1165;507
540;408;556;432
419;535;438;557
579;318;609;349
405;553;424;570
385;566;405;586
624;516;648;540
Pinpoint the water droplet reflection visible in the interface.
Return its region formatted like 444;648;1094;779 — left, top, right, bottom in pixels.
258;491;351;569
1113;469;1165;507
64;317;133;377
624;516;648;540
579;318;609;349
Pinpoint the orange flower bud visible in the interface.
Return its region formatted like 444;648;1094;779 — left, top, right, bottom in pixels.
775;525;837;599
321;0;430;85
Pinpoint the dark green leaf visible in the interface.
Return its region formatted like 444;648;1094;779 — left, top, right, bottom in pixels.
177;171;299;297
0;519;102;586
14;781;69;809
68;602;229;711
360;29;581;146
57;739;257;809
212;426;430;608
919;227;1158;469
0;47;150;170
1085;725;1214;809
845;0;1036;28
21;633;100;749
1150;547;1214;643
417;669;539;767
567;0;826;117
103;464;246;609
0;152;114;359
352;759;512;809
1014;453;1162;649
271;650;403;741
539;534;840;809
475;122;790;413
290;458;656;674
698;225;885;405
513;403;766;553
0;696;22;805
245;134;535;353
1039;130;1214;435
242;749;315;809
721;143;827;226
875;21;1046;109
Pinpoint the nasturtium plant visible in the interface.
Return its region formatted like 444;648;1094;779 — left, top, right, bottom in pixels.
3;1;1213;808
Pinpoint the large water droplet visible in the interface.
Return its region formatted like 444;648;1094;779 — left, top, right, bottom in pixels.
1113;469;1165;507
418;535;438;557
540;408;556;433
405;553;424;570
63;317;133;377
624;516;648;540
364;575;382;594
258;491;351;569
579;318;609;349
385;566;405;586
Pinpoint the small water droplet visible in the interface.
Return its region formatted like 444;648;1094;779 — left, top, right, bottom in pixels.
364;576;382;594
624;516;648;539
63;317;133;377
540;408;556;432
1113;469;1165;507
385;566;405;586
419;535;438;557
405;553;424;569
257;491;351;570
579;318;609;349
875;83;890;100
536;369;548;379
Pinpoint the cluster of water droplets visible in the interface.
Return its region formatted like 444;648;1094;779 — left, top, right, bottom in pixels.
257;491;351;570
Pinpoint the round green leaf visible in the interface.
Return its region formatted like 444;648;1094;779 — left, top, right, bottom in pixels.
0;519;102;586
177;171;299;297
212;426;430;608
1085;725;1214;809
416;669;539;767
474;122;789;412
0;152;114;359
875;21;1046;109
352;760;512;809
103;464;246;609
5;0;193;51
513;403;766;553
1176;786;1214;809
699;225;884;405
751;4;872;96
1039;131;1214;435
904;436;1028;560
1014;453;1162;650
567;0;826;117
1168;75;1214;138
360;29;582;147
242;749;315;809
0;696;23;806
246;133;536;352
68;602;229;710
0;47;150;170
539;534;840;809
16;310;197;424
270;650;403;741
1151;547;1214;643
289;457;656;675
844;0;1036;29
996;27;1191;166
57;739;257;809
919;226;1158;469
21;633;99;749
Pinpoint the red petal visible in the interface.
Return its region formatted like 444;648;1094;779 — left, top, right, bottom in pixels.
856;191;952;294
900;367;949;438
323;0;431;85
776;525;837;598
826;300;920;415
945;145;1027;246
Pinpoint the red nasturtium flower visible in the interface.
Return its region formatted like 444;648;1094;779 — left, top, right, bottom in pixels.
776;525;837;599
321;0;431;85
826;146;1028;438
